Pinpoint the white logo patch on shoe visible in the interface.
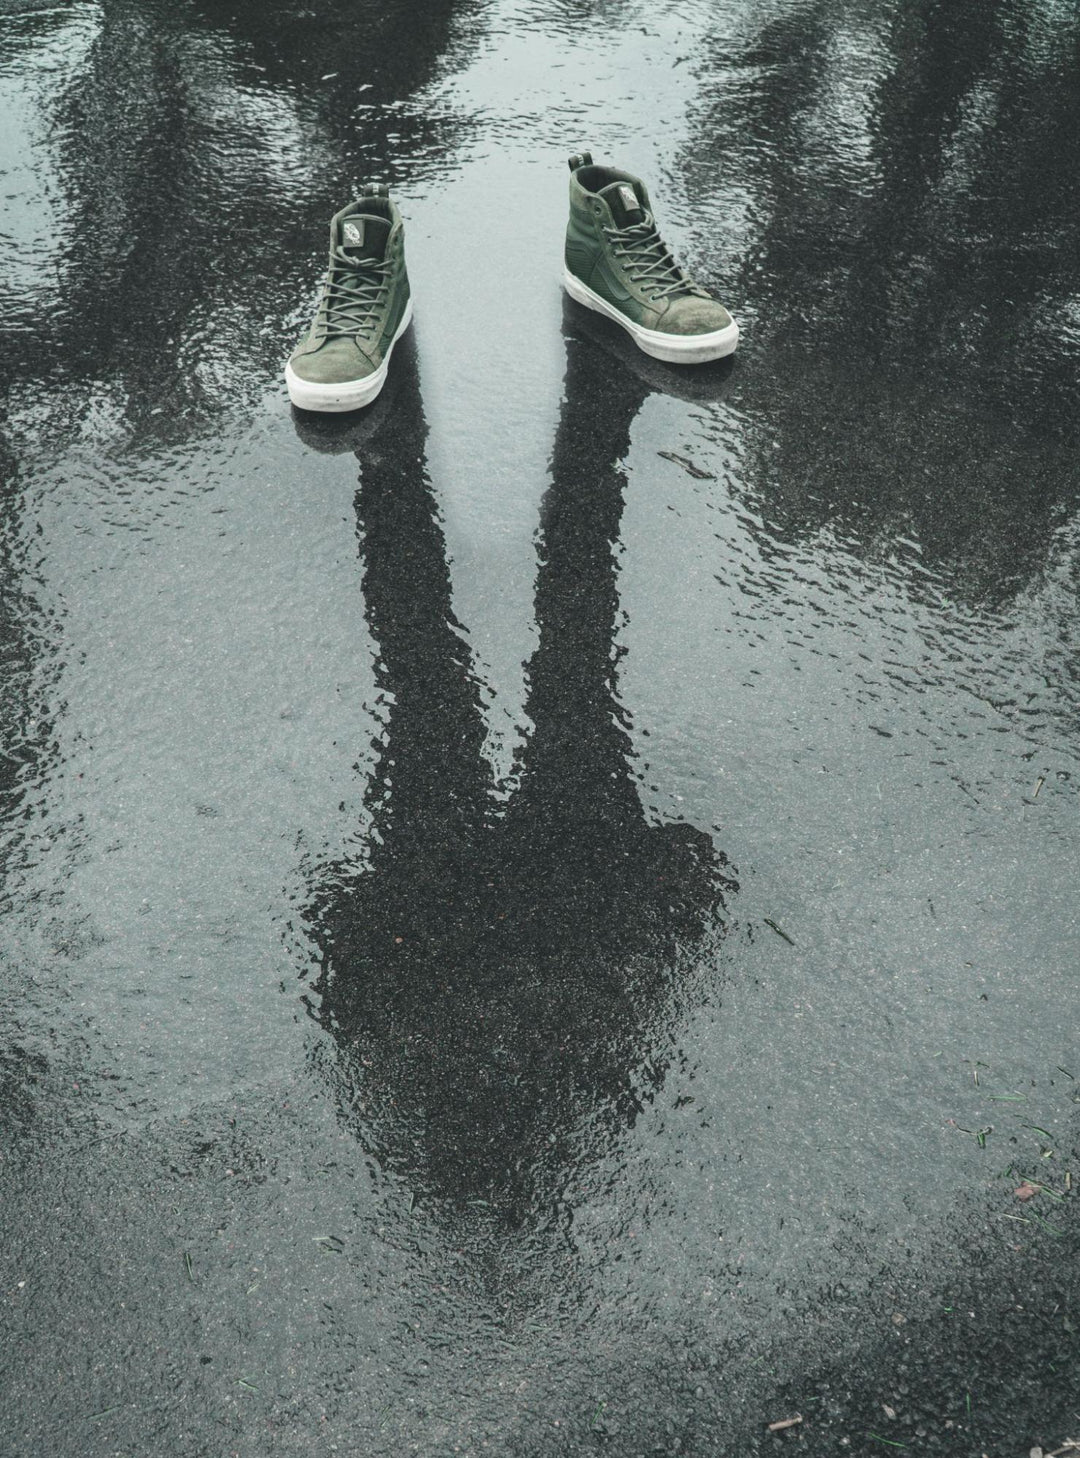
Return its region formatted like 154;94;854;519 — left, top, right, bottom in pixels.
617;185;641;215
343;221;363;245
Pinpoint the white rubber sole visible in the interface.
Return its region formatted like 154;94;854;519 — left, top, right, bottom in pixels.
285;298;414;412
563;268;738;364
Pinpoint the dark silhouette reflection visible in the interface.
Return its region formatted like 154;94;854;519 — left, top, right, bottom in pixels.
306;329;735;1232
681;0;1080;604
0;431;56;899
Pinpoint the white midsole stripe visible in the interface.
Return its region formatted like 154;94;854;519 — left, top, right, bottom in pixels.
285;297;414;412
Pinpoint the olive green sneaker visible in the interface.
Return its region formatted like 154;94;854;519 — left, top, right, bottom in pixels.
286;186;412;412
562;152;738;364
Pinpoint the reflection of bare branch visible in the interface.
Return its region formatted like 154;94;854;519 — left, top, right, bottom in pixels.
681;0;1080;603
29;0;478;438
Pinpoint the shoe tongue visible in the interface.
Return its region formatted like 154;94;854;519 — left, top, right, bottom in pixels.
338;212;391;260
599;179;646;227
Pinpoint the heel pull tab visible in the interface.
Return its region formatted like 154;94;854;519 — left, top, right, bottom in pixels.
567;151;593;171
363;182;390;198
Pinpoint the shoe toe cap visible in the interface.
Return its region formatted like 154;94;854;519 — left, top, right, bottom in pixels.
289;336;377;385
659;295;734;337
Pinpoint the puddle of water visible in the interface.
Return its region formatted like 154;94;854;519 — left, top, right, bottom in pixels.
2;0;1079;1452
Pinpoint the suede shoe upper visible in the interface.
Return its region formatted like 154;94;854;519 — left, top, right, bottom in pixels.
565;159;733;337
290;193;410;387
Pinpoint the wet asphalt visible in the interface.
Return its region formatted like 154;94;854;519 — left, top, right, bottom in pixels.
2;0;1080;1453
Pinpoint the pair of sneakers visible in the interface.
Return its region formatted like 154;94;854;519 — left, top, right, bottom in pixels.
285;154;739;414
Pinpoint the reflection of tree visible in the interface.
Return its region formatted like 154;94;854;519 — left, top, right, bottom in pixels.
189;0;481;150
12;0;476;437
682;0;1080;602
306;328;734;1233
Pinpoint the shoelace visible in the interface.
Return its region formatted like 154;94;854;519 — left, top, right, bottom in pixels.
604;218;707;300
318;246;391;338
